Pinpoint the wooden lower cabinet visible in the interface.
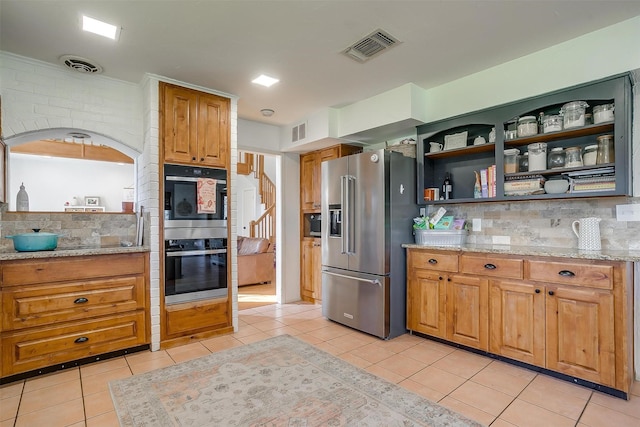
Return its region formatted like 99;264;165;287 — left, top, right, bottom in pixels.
164;298;232;338
0;252;150;378
407;269;446;338
406;251;486;350
447;274;488;350
300;238;322;302
407;248;633;396
490;279;545;367
546;284;615;386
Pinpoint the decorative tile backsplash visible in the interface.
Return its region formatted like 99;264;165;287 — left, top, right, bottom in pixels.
424;196;640;251
0;207;138;250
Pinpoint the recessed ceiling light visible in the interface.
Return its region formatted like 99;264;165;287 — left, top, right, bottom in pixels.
252;74;279;87
82;15;120;40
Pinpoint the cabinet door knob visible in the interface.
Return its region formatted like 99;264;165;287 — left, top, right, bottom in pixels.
428;258;438;264
447;278;451;282
558;270;575;277
535;289;541;294
200;158;204;162
192;156;196;161
73;297;89;304
484;263;497;270
439;276;443;280
548;290;555;296
74;337;89;344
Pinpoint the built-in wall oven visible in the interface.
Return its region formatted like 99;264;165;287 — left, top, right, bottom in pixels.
163;164;228;304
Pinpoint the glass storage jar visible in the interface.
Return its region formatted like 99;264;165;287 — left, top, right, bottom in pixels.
517;152;529;172
593;103;614;124
560;101;589;129
547;147;566;169
517;116;538;137
504;148;520;173
596;134;615;164
583;144;598;166
565;146;583;168
527;142;547;171
543;115;563;133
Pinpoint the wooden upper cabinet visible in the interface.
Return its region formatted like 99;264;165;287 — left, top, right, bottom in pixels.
161;82;229;168
300;153;319;211
197;92;229;168
300;144;361;212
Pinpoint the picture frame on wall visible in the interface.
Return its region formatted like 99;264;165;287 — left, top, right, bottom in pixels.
85;196;100;206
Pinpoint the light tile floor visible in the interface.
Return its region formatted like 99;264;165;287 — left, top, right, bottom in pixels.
2;302;639;427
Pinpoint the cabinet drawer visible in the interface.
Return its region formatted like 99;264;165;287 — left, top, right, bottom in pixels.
2;311;147;376
2;276;145;330
408;250;458;273
460;254;523;279
526;260;613;290
165;298;229;337
1;253;146;286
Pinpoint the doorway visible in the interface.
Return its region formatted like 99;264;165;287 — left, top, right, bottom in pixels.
236;151;278;310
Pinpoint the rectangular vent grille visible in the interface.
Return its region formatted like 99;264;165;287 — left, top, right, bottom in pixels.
292;122;307;143
343;29;400;63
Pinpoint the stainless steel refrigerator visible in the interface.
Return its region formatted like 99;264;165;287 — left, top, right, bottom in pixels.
321;149;416;339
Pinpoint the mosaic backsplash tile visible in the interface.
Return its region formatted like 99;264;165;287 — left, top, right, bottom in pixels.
0;208;138;250
423;196;640;251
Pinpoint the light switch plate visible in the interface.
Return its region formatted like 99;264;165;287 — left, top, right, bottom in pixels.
472;218;481;231
616;204;640;221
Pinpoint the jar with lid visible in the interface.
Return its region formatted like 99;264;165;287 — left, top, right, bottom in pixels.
593;104;614;124
527;142;547;171
504;148;520;173
517;152;529;172
547;147;565;169
517;116;538;137
560;101;589;129
565;146;583;168
596;134;614;164
543;115;563;133
583;145;598;166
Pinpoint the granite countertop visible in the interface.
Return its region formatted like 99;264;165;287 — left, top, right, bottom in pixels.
402;242;640;262
0;245;150;261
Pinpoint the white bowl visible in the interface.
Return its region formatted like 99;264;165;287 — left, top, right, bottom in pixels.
544;179;569;194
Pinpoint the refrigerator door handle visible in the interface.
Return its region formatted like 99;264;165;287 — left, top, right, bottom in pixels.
345;175;355;255
340;175;347;254
322;270;381;286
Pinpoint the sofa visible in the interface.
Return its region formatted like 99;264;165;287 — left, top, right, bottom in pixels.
237;236;275;286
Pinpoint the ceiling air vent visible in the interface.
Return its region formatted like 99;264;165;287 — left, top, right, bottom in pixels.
59;55;103;74
291;122;307;143
342;29;400;63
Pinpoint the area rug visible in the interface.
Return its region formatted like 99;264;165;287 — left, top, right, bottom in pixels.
109;334;480;426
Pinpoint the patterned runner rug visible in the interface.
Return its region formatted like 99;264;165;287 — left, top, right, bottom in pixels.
110;334;480;426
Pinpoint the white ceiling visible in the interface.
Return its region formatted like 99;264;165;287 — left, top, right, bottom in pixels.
2;1;640;128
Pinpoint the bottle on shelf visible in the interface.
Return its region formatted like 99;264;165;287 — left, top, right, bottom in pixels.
538;112;545;134
442;173;453;200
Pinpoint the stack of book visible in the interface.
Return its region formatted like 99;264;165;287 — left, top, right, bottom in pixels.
563;167;616;193
479;165;497;198
504;173;545;196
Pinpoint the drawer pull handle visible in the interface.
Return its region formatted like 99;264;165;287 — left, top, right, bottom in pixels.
548;291;555;296
535;289;541;294
74;297;89;304
74;337;89;344
439;276;443;281
558;270;575;277
484;263;497;270
428;259;438;264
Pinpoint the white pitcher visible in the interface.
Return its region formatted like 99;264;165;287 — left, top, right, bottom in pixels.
572;217;602;251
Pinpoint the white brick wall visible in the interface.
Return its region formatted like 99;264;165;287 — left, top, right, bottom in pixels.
1;52;143;153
